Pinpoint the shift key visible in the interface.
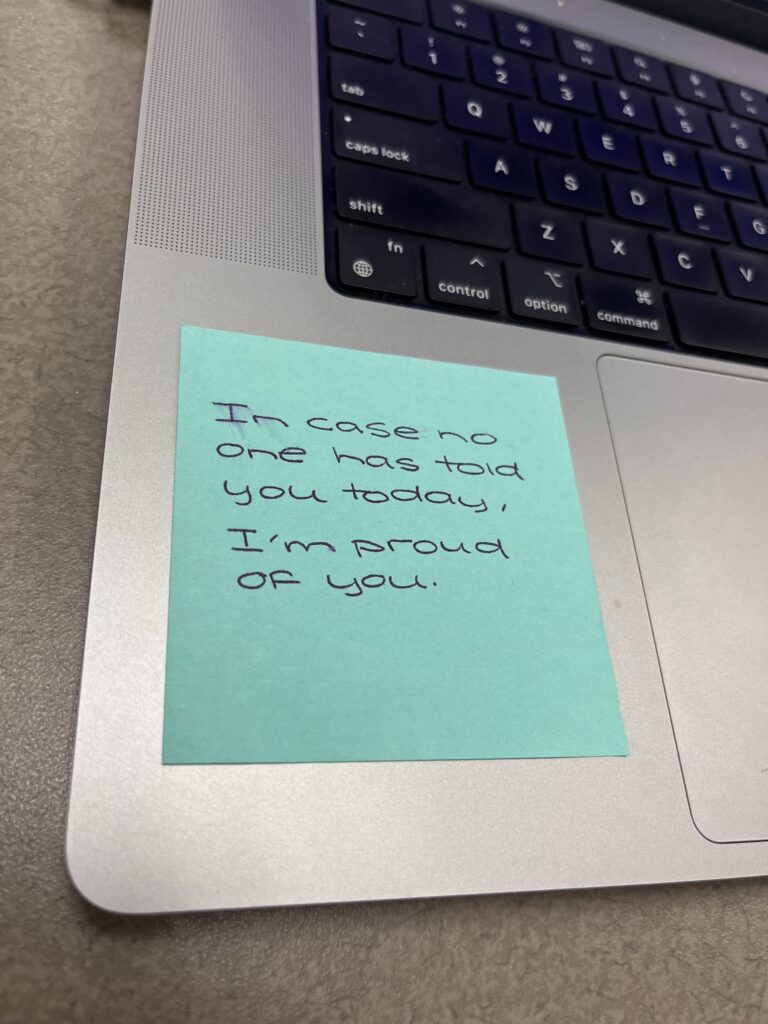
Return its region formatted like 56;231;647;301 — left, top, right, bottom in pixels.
333;108;463;181
335;165;511;249
330;54;438;121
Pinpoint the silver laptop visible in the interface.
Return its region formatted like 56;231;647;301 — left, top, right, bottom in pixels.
66;0;768;913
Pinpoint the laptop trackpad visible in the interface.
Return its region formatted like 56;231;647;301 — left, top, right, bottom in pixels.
598;356;768;843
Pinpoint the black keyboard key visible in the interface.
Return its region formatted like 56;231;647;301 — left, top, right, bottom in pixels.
506;260;580;325
467;140;537;196
655;98;713;146
494;12;555;60
330;54;438;120
668;64;723;109
585;220;653;278
579;121;639;170
717;249;768;302
755;165;768;204
442;83;509;137
555;30;613;76
429;0;491;41
424;242;503;311
513;105;576;155
670;291;768;358
535;65;596;114
669;190;732;241
470;47;532;97
333;108;464;181
333;0;426;23
328;8;397;60
401;28;466;78
699;152;757;200
539;159;604;212
653;235;718;292
337;225;418;295
721;82;768;124
712;114;766;160
335;164;512;247
641;137;700;186
514;205;584;264
607;175;670;227
613;48;670;93
597;81;656;130
730;202;768;251
581;274;671;342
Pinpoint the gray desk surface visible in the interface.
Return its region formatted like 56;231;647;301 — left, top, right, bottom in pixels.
2;2;768;1022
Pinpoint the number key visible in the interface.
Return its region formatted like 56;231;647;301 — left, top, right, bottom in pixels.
712;114;766;159
470;47;532;97
655;97;713;146
401;28;465;77
536;65;596;114
597;81;656;130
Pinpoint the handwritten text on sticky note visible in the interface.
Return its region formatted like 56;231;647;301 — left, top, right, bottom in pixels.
163;329;628;764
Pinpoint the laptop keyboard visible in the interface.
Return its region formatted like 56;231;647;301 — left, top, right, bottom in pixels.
317;0;768;364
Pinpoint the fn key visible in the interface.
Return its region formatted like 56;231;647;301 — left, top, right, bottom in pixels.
338;226;417;296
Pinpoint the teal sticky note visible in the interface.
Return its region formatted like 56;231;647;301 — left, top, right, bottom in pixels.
163;328;628;764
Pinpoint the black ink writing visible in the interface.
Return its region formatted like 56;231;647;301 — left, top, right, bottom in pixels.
224;481;252;506
227;529;336;553
217;443;306;463
252;414;289;429
341;482;489;514
284;539;336;554
325;573;429;597
434;456;524;478
237;569;302;590
210;405;530;596
213;402;249;424
437;429;498;445
307;417;420;440
350;537;508;559
228;527;262;551
223;481;328;506
332;447;420;473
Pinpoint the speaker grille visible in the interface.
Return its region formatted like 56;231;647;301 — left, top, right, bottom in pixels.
133;0;318;274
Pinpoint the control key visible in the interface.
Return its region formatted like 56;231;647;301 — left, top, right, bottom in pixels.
424;244;503;312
